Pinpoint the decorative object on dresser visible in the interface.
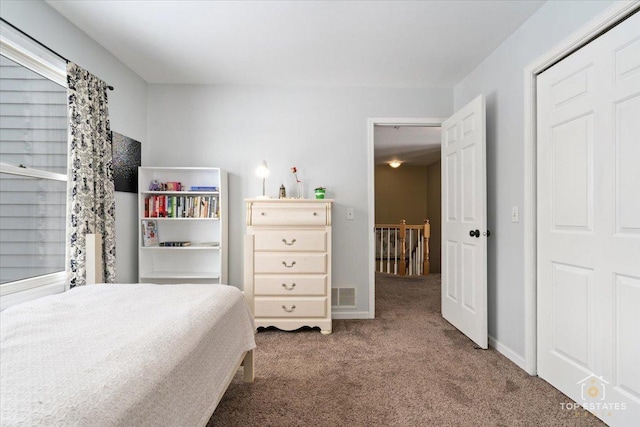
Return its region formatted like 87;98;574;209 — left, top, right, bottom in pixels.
245;199;333;334
290;166;303;198
314;187;326;199
255;160;270;199
138;167;227;284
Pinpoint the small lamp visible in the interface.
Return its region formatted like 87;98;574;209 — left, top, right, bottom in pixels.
255;160;270;198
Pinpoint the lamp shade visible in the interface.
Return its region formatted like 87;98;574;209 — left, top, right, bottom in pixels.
255;160;270;178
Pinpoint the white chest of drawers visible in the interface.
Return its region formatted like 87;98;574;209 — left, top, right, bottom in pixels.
244;199;333;334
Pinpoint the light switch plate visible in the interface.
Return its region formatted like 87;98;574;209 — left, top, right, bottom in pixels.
512;206;519;223
347;208;354;220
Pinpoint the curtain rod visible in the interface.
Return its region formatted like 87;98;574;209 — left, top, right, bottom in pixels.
1;18;114;91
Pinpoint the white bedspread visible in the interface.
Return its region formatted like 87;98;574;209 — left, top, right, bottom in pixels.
0;284;255;426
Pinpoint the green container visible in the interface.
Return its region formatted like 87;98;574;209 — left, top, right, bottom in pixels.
314;188;326;199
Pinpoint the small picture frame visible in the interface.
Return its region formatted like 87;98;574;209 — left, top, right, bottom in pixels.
141;220;159;247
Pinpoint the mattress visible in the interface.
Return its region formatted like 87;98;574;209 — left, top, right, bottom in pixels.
0;283;255;426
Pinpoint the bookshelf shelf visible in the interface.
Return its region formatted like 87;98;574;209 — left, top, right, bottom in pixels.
138;167;227;284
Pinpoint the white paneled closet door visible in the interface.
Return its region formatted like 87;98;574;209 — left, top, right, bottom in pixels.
537;12;640;426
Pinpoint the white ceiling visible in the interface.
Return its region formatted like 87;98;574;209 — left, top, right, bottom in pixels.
374;125;441;166
44;0;544;166
45;0;545;88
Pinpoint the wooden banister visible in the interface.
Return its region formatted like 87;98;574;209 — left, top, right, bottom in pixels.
374;219;431;276
399;220;406;276
423;219;430;275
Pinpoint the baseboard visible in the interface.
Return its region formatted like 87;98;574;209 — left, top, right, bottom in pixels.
489;335;527;372
332;311;373;319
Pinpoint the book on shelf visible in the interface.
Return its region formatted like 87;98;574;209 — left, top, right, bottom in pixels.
143;194;219;218
190;186;218;191
198;241;220;247
141;220;159;246
167;197;174;218
165;181;182;191
159;241;191;247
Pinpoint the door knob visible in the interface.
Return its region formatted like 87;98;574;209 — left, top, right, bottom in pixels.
469;229;480;238
483;230;491;237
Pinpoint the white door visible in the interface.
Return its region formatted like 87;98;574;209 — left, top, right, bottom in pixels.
441;95;488;349
537;12;640;426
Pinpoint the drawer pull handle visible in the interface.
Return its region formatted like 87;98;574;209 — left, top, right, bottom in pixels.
282;238;296;245
260;212;266;216
282;283;296;291
282;261;296;268
313;212;317;216
282;305;296;313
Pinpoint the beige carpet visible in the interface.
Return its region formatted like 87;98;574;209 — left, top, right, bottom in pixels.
208;273;603;426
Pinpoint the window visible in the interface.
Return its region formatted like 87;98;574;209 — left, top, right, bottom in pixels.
0;21;68;294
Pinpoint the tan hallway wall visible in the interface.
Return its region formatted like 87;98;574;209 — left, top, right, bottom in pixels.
425;161;441;273
375;164;428;224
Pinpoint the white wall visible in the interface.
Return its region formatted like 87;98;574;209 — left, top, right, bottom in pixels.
147;85;452;314
453;0;616;361
1;0;148;284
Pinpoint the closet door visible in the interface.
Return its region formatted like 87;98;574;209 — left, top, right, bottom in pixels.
537;12;640;425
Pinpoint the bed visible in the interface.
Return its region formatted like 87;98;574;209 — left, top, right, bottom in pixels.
0;283;256;426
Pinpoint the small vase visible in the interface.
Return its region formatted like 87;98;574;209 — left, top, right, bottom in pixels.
296;182;303;199
315;188;325;199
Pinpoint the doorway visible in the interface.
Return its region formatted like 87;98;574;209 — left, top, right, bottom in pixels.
367;118;444;318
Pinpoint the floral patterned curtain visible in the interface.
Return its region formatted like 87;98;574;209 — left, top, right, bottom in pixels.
65;62;116;288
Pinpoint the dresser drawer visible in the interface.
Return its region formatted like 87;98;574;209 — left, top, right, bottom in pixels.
254;275;327;296
254;230;326;252
250;203;327;226
254;297;327;318
254;253;327;274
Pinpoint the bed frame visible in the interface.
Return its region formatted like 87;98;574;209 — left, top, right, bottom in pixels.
210;348;254;414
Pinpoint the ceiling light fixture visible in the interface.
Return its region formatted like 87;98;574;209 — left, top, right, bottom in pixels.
388;160;402;168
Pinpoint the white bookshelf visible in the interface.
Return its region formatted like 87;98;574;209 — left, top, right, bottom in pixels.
138;167;227;284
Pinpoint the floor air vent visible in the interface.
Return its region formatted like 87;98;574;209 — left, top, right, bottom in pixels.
332;287;356;307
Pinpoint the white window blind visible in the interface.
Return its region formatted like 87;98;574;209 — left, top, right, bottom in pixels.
0;21;67;293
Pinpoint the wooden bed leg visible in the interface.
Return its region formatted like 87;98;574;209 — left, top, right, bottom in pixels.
242;349;254;383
